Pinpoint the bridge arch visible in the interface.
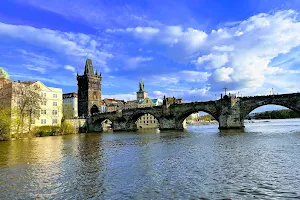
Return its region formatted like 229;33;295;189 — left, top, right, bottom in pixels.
90;116;115;132
91;105;100;116
176;109;219;129
125;111;161;130
242;101;300;120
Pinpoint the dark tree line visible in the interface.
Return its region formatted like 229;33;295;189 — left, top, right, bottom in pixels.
252;109;300;119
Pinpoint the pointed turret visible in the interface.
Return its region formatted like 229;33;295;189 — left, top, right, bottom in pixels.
84;58;94;75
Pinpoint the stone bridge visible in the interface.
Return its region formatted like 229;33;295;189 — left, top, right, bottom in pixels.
85;93;300;132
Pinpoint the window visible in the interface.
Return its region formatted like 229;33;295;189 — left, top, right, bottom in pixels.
53;94;58;98
41;110;46;114
31;119;35;124
41;92;46;97
52;110;58;115
41;119;46;124
52;119;57;124
53;102;57;106
41;101;47;106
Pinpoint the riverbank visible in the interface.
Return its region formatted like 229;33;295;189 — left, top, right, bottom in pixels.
0;120;78;141
186;120;218;125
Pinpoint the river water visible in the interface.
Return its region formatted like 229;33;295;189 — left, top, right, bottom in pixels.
0;119;300;199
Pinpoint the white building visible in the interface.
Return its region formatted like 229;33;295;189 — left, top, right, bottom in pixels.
33;81;63;126
63;92;78;118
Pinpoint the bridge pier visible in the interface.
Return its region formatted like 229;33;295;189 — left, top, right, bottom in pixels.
159;117;184;130
218;97;244;130
218;115;244;129
112;121;138;132
86;120;103;132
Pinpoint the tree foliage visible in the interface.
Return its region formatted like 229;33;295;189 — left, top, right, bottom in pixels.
0;104;11;140
253;109;300;119
63;104;75;120
12;82;44;137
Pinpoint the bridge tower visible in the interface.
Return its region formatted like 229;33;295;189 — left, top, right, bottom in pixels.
77;59;102;118
136;77;148;101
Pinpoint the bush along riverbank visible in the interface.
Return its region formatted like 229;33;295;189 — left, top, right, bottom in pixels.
0;121;76;141
32;121;75;137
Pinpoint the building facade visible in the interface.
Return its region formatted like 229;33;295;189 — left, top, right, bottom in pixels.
77;59;102;117
63;92;78;118
103;98;125;112
33;81;63;127
0;80;63;135
136;98;163;129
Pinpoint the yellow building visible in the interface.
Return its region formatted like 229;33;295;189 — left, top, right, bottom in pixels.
137;113;160;129
0;79;63;135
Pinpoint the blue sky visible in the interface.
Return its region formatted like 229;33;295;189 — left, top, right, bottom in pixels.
1;0;300;110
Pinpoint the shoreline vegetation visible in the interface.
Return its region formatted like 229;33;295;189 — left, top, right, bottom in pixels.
0;120;75;141
248;109;300;119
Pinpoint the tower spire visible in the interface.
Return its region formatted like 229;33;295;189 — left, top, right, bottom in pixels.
84;58;94;75
139;76;144;91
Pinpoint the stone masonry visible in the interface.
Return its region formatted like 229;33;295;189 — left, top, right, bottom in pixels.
85;93;300;132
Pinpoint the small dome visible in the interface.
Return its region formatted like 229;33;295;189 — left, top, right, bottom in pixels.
0;68;9;80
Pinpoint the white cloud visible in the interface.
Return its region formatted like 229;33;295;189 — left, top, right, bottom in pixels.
152;90;165;96
125;56;153;69
11;73;76;86
107;25;207;52
201;10;300;90
17;49;58;69
212;45;234;52
23;64;46;74
265;66;285;75
0;22;113;72
107;26;159;40
193;53;229;69
149;70;211;87
65;65;75;72
107;10;300;92
212;67;234;82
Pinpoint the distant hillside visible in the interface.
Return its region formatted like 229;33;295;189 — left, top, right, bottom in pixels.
250;109;300;119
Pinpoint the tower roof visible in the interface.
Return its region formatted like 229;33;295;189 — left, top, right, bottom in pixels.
137;76;146;92
84;58;94;75
0;67;10;80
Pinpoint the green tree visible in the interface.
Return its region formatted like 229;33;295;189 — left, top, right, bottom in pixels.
63;104;75;119
13;83;44;137
0;104;11;140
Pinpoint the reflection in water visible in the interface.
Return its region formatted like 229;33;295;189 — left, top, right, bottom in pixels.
219;128;246;136
74;134;105;199
0;119;300;199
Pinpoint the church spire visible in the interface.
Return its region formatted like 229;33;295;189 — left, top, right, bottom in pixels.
84;58;94;75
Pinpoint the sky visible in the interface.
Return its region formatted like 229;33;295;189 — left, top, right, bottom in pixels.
1;0;300;111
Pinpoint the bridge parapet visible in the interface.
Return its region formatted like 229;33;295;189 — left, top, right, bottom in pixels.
85;92;300;132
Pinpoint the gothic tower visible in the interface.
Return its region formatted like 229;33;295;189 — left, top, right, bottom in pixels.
77;59;102;117
136;77;148;101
